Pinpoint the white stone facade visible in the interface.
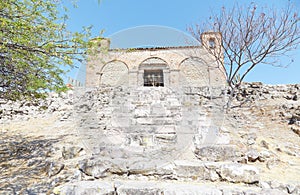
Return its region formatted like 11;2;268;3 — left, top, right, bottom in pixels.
86;33;226;88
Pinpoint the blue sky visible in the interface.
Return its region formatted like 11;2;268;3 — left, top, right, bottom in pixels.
62;0;300;84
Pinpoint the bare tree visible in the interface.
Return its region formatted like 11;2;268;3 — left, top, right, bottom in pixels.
189;2;300;91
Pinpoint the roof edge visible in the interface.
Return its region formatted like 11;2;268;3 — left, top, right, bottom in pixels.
108;45;202;52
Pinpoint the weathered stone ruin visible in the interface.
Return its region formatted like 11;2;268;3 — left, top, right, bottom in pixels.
86;32;225;88
0;83;300;194
0;32;299;194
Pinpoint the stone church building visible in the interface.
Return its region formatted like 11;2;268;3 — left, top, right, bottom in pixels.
86;32;226;88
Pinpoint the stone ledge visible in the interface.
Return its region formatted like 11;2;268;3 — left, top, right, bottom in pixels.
53;180;293;195
78;158;260;184
194;144;242;162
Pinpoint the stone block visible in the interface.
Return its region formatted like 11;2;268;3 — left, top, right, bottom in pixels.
136;118;153;125
53;181;115;195
163;184;222;195
218;163;259;184
174;160;207;179
116;181;162;195
194;145;241;162
259;189;289;195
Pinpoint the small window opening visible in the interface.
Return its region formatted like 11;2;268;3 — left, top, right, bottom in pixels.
144;70;164;87
209;38;216;48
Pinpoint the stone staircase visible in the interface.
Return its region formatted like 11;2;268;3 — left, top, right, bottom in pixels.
56;180;283;195
74;86;218;161
67;86;281;194
2;84;300;194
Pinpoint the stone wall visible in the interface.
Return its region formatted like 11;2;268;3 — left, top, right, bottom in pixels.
1;85;225;151
1;82;299;144
86;46;226;88
2;82;299;123
235;82;300;102
1;83;300;194
0;91;74;123
234;82;300;124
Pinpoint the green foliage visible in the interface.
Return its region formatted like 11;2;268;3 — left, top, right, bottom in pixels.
0;0;91;100
125;48;137;53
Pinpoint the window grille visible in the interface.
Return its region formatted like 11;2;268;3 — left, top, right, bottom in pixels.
144;70;164;87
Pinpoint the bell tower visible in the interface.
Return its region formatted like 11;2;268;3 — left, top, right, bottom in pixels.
200;31;222;50
200;31;223;64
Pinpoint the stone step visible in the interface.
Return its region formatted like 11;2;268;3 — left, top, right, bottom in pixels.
54;180;290;195
76;157;259;185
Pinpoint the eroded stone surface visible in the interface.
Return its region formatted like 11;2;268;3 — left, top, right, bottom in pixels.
1;83;300;194
218;163;259;184
194;145;241;162
54;181;115;195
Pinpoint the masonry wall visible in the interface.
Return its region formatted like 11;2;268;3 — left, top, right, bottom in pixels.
1;83;300;194
86;46;226;88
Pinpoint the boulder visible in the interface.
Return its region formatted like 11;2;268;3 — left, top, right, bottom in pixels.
78;159;111;178
245;150;259;162
218;163;259;184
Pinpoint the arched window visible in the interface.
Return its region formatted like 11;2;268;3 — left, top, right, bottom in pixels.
209;38;216;48
100;61;128;86
139;57;169;87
